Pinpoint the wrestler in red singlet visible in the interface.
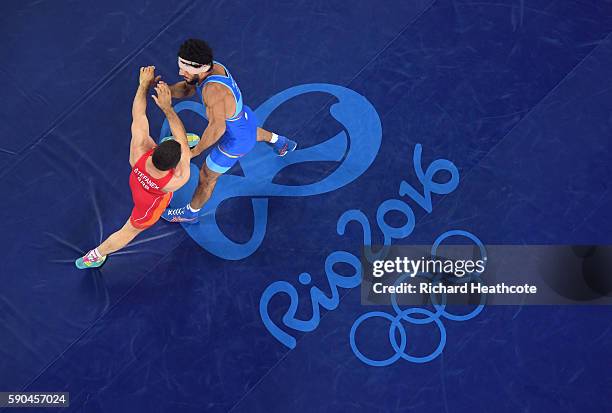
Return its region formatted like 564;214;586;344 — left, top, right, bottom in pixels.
75;70;191;269
129;148;174;229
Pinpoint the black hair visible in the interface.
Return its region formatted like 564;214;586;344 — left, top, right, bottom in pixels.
152;140;181;171
178;38;213;67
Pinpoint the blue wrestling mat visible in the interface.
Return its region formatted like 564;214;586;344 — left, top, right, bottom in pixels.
1;1;611;411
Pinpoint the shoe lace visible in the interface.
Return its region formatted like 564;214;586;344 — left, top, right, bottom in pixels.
85;250;99;262
167;207;185;216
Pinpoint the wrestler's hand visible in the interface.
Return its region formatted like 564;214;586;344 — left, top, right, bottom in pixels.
152;82;173;111
190;148;201;159
139;66;160;88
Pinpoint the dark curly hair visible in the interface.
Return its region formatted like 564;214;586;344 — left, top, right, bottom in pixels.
178;38;213;67
152;140;181;171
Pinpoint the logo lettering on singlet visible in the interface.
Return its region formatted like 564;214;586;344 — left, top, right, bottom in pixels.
133;167;160;191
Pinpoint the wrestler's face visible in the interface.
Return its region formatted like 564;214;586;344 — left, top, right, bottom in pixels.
177;56;212;84
179;68;199;83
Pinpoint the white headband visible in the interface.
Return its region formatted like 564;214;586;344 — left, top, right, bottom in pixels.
178;57;211;75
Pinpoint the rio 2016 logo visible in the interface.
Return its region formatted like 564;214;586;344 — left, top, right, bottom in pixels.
257;143;486;366
160;83;483;366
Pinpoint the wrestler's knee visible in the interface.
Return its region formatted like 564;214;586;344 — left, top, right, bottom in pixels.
199;165;220;186
124;219;146;235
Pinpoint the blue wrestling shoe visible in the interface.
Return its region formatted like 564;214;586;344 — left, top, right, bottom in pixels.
161;204;199;224
272;136;297;157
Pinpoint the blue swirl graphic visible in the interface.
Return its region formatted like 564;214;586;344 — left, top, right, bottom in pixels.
159;84;382;260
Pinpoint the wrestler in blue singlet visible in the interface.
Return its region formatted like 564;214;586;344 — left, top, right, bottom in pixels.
196;61;258;174
162;38;298;224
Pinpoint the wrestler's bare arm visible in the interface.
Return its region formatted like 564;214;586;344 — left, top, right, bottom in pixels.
168;81;196;99
152;82;191;191
190;83;227;158
129;66;158;166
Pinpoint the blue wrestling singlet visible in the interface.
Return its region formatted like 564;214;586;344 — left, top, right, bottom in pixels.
196;61;258;173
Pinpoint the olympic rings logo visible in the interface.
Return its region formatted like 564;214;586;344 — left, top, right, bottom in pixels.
350;230;487;366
